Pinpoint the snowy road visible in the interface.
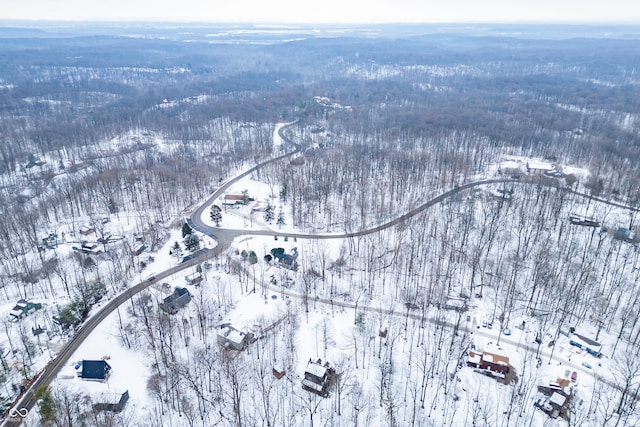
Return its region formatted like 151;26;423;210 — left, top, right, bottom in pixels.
5;119;639;426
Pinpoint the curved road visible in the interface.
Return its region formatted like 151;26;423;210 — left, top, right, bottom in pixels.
4;119;639;425
2;122;302;426
191;176;639;241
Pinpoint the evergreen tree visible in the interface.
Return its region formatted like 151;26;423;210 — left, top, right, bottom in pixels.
181;221;193;238
279;183;288;202
210;204;222;226
263;203;274;223
184;233;200;252
35;385;56;424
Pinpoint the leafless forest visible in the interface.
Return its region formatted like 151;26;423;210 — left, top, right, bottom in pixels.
0;24;639;426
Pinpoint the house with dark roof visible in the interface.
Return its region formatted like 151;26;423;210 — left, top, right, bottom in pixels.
77;360;112;381
160;287;191;314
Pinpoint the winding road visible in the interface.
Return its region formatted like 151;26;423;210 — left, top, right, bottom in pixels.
3;120;638;425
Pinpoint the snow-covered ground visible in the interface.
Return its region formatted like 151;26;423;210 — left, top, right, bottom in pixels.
7;122;640;427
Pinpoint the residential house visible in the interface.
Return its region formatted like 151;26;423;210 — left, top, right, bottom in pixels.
81;242;101;254
223;194;248;207
302;359;335;397
443;296;467;312
272;367;286;379
76;360;112;382
569;333;602;357
536;377;573;419
569;214;600;227
42;233;60;249
526;161;556;174
467;349;510;378
217;324;252;350
9;300;42;321
272;247;298;270
160;287;191;314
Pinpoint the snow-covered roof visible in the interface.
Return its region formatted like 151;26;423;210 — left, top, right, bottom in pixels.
305;361;328;378
302;379;324;392
571;334;601;350
550;392;566;407
527;161;555;171
227;329;246;345
482;352;509;366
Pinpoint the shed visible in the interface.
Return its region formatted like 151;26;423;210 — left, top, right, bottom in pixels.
93;390;129;413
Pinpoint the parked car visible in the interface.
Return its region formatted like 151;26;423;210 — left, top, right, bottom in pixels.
571;371;578;382
582;362;592;369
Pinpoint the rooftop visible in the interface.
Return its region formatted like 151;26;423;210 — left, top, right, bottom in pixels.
305;361;328;379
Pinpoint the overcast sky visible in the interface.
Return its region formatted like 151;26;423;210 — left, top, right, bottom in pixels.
1;0;637;24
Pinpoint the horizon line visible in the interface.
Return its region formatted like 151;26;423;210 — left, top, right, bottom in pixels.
1;19;640;26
